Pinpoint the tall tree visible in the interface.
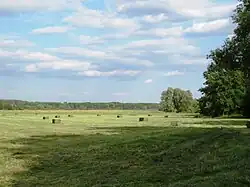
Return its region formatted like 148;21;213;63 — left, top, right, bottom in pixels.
199;62;245;117
173;88;194;113
199;0;250;117
233;0;250;116
160;87;195;113
159;87;175;112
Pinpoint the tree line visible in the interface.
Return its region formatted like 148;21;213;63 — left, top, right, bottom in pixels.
0;100;159;110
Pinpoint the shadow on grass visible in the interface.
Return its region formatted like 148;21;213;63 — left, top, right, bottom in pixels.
182;120;247;126
5;127;250;187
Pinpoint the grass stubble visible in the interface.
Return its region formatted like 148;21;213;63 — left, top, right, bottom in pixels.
0;110;249;187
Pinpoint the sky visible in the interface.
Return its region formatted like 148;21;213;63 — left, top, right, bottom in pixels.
0;0;237;103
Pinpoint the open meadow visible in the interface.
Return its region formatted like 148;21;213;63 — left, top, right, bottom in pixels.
0;110;250;186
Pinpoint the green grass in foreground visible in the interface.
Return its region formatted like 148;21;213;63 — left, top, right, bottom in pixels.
0;110;250;187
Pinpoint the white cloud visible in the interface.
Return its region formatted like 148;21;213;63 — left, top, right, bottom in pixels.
78;70;140;77
117;0;237;20
0;0;82;13
112;38;199;55
31;26;71;34
79;35;104;45
63;7;138;29
47;47;154;67
25;64;38;72
47;47;108;58
142;13;169;23
101;29;137;40
0;39;34;48
0;49;57;61
184;18;231;34
25;60;93;72
0;49;95;72
164;70;184;76
167;54;209;65
144;79;153;84
135;18;232;38
136;26;184;37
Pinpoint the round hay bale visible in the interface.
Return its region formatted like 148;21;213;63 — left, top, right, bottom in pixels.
171;121;179;127
246;121;250;128
97;114;101;116
52;119;61;124
117;115;122;118
55;115;60;118
164;115;169;118
194;114;201;118
42;116;49;120
139;117;148;122
68;114;73;117
148;114;152;116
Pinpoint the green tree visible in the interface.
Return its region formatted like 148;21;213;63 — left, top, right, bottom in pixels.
160;87;195;113
173;88;194;113
159;87;175;112
198;0;250;117
199;62;245;117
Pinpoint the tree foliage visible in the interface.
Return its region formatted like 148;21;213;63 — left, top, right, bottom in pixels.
160;87;196;113
199;0;250;117
199;64;245;117
159;87;175;112
0;100;159;110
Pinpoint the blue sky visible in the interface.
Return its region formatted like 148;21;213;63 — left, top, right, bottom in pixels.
0;0;237;103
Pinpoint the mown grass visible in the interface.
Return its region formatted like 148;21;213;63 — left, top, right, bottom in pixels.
0;110;250;186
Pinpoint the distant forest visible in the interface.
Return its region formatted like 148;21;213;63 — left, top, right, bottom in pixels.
0;100;159;110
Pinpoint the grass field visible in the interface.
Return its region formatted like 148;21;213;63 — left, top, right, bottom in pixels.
0;110;250;187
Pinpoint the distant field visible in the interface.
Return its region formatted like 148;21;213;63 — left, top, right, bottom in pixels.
0;110;250;186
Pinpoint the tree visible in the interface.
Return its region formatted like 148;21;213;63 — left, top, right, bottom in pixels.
199;62;245;117
159;87;175;112
199;0;250;117
160;87;195;113
173;88;194;113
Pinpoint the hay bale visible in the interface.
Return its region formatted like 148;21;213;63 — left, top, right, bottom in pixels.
164;115;169;118
42;116;49;120
52;119;61;124
194;114;201;118
117;115;122;118
97;114;101;116
246;121;250;128
139;117;148;122
55;115;60;118
148;114;152;116
68;114;73;117
171;121;179;127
